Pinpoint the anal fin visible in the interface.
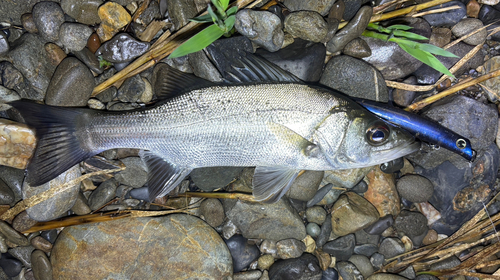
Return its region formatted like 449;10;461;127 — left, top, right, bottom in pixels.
253;166;301;203
139;150;192;201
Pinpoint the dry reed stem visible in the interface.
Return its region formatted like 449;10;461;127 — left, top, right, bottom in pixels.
411;5;460;17
373;0;410;14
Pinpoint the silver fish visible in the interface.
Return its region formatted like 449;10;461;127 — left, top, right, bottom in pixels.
10;54;420;202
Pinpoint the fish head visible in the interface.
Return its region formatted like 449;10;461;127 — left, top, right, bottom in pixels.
314;109;421;169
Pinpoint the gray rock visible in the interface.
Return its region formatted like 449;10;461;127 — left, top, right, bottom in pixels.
59;23;93;52
316;214;332;248
12;211;37;233
429;256;461;271
396;175;434;203
362;18;431;80
188;51;223;82
0;32;8;55
96;33;150;63
367;274;408;280
320;55;388;102
451;18;486;46
276;238;306;259
393;76;418;107
2;33;56;101
225;235;260;273
8;246;35;268
233;270;262;280
0;179;14;205
74;48;104;75
95;86;117;103
369;253;384;270
284;11;328;43
71;192;91;215
235;10;284;52
32;1;65;42
379;237;405;259
259;239;278;258
337;261;363;280
479;5;500;41
41;229;57;244
45;57;95;106
0;221;29;246
343;38;372;58
343;0;372;21
364;215;393;235
0;254;22;277
114;157;148;188
0;166;24;204
205;36;254;80
88;178;119;211
481;56;500;103
0;0;42;26
117;75;145;103
0;86;21;107
136;0;161;27
166;0;198;30
323;234;355;261
22;13;38;34
398;265;416;279
323;167;372;189
322;268;339;280
269;253;322;280
31;250;52;280
51;215;232;278
200;198;225;228
353;244;379;257
326;6;372;53
306;206;327;225
0;234;7;253
107;101;141;111
287;171;323;201
61;0;102;25
306;223;321;238
191;167;243;192
394;211;428;240
421;1;466;28
415;275;439;280
349;255;374;278
24;165;81;222
354;228;379;245
283;0;336;16
307;183;333;207
223;198;306;241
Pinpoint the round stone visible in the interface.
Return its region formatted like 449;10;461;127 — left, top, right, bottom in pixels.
32;1;65;42
396;175;434;203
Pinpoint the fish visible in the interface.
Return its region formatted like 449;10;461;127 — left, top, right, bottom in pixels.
9;53;420;203
354;99;476;161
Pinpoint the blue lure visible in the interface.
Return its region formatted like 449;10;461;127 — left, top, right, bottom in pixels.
355;99;476;162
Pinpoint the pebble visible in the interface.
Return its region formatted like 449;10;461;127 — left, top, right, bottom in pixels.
286;170;323;201
0;234;7;253
337;261;363;280
12;211;37;233
363;215;394;235
284;11;328;43
283;0;336;16
0;253;23;277
87;33;101;54
467;0;481;18
369;253;384;270
61;0;102;25
399;265;416;279
314;249;331;270
0;166;24;203
422;229;438;245
353;244;378;257
234;10;284;52
320;55;388;102
45;43;67;66
0;220;29;246
8;246;34;268
191;167;243;192
393;76;418;107
0;32;8;56
331;192;379;236
117;74;145;102
276;238;306;259
59;23;93;52
326;6;372;53
31;250;52;280
233;270;262;280
224;198;306;241
451;18;487;46
421;1;467;27
88;178;118;211
258;254;275;270
394;210;428;241
226;235;260;273
329;0;345;21
480;56;500;103
165;0;198;30
74;48;103;74
343;38;371;58
302;235;316;254
323;234;355;261
97;2;132;42
429;28;451;48
354;229;379;245
45;57;95;106
23;165;81;221
96;33;150;63
259;239;278;258
269;253;322;280
52;215;232;278
200;198;225;228
114;157;148;188
21;13;38;34
306;206;327;225
71;192;92;215
307;222;321;238
379;237;405;259
315;214;333;247
367;274;408;280
40;230;58;244
32;1;65;42
429;256;461;271
321;268;339;280
364;166;400;217
396;175;434;203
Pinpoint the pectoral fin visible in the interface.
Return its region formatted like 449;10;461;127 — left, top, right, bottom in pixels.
267;122;320;157
139;150;192;201
253;166;301;203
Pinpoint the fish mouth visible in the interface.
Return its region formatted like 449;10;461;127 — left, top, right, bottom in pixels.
373;140;421;163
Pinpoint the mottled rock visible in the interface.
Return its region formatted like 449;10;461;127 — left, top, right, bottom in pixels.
429;28;451;48
235;10;284;52
200;198;225;228
188;51;223;82
225;235;260;273
276;238;306;259
284;11;328;43
283;0;336;16
59;23;93;53
114;157;148;188
117;74;145;102
97;2;132;42
31;236;52;253
191;167;243;192
326;6;372;53
74;47;104;75
61;0;102;25
364;167;400;217
337;261;363;280
480;56;500;103
429;256;461;271
31;250;52;280
88;178;119;211
421;1;467;27
21;13;38;34
451;18;486;46
367;273;408;280
0;221;29;246
394;210;428;241
396;175;434;203
258;254;275;270
323;234;355;261
0;119;36;170
393;76;418;107
343;38;371;58
364;215;393;235
96;33;150;63
0;253;22;277
0;166;24;203
166;0;198;30
331;192;380;236
306;206;327;225
354;228;379;245
45;43;67;66
269;253;322;280
0;33;8;56
12;211;37;233
287;171;323;201
306;223;321;238
32;1;65;42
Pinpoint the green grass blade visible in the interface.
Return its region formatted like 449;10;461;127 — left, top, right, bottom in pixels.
398;42;455;78
220;0;229;10
168;24;225;59
190;14;214;23
225;15;235;32
226;6;238;16
416;43;459;58
387;25;413;30
393;30;428;40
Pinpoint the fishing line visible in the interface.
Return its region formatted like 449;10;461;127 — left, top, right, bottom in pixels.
482;201;500;244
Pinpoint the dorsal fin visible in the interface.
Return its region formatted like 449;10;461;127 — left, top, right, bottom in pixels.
152;63;216;100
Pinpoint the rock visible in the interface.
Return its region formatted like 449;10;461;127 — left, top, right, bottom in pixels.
283;0;336;16
45;43;67;66
323;234;355;261
74;47;104;75
97;2;132;42
369;253;384;270
51;215;232;278
363;215;393;235
259;239;278;258
23;165;81;222
234;10;284;52
364;166;400;217
422;229;438;245
316;214;332;248
480;56;500;103
307;183;334;207
0;32;8;56
191;167;243;192
323;167;372;189
343;38;371;58
0;119;35;170
21;13;38;34
329;0;345;21
421;1;466;27
87;33;101;54
71;192;92;214
379;237;405;259
0;234;6;253
255;38;326;82
0;221;29;246
32;1;65;42
45;57;95;106
429;256;461;271
393;76;418;107
354;228;379;245
284;11;328;43
326;6;372;53
362;18;431;80
223;198;306;241
367;273;408;280
225;235;260;273
331;192;379;236
166;0;198;31
188;51;223;82
200;198;225;228
258;254;274;270
396;175;434;203
233;270;262;280
269;253;322;280
321;268;339;280
306;206;327;225
31;250;52;280
320;55;388;102
451;18;486;46
306;223;321;238
287;171;323;201
343;0;371;20
117;74;145;102
41;229;58;244
429;28;451;48
114;157;148;188
276;238;306;259
399;265;416;279
394;210;428;241
337;261;363;280
479;5;500;41
12;211;37;233
0;253;22;277
3;33;57;101
0;166;24;203
88;178;119;211
31;236;52;253
61;0;102;25
0;85;20;109
353;244;379;257
96;33;150;63
59;23;93;52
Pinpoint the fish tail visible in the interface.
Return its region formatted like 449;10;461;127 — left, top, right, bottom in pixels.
9;100;97;186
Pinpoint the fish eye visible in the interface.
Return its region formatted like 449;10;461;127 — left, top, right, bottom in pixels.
366;122;390;146
456;138;467;149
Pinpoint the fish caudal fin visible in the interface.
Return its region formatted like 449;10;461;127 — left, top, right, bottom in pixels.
9;100;96;186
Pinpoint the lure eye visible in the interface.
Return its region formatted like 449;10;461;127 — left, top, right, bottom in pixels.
366;122;390;146
456;138;467;149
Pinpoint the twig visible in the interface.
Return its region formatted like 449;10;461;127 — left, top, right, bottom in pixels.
373;0;410;14
178;191;258;202
410;5;460;17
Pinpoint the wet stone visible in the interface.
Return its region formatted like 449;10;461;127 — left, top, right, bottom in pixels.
40;230;58;244
307;223;321;238
21;13;38;34
421;1;466;27
97;2;132;42
451;18;486;46
226;235;260;273
331;192;380;236
355;229;379;245
370;253;384;270
200;198;225;228
45;43;67;66
269;253;322;280
188;51;223;83
337;261;363;280
0;234;7;253
343;38;371;58
117;74;145;102
322;268;339;280
480;56;500;103
259;239;278;258
379;237;405;259
0;253;22;277
283;0;336;16
96;33;150;63
61;0;102;25
0;177;14;205
429;256;461;271
45;57;95;106
8;246;34;268
0;220;29;246
306;206;327;225
364;166;400;217
31;250;52;280
397;175;434;203
287;170;324;201
166;0;198;30
364;215;393;235
114;157;148;188
323;234;355;261
74;48;103;75
0;32;8;56
95;86;117;103
12;211;37;233
367;274;408;280
393;76;418;107
258;254;275;270
32;1;65;42
276;238;306;259
353;244;379;257
88;178;119;211
235;10;284;52
284;11;328;43
326;6;372;53
233;270;262;280
191;167;243;192
58;23;93;52
71;192;91;216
